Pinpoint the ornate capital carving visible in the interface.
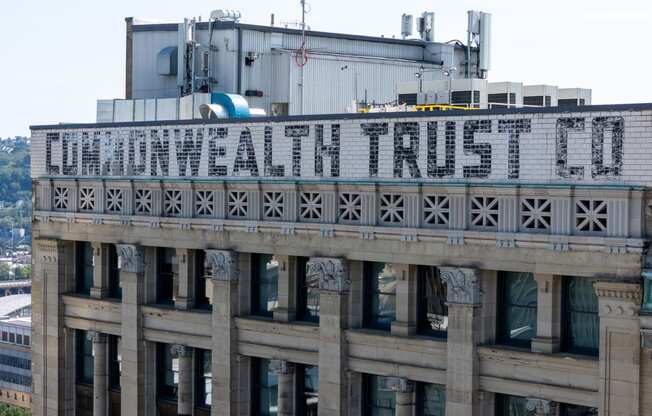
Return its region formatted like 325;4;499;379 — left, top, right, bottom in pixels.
387;377;415;393
594;281;642;317
116;244;144;273
86;331;107;344
205;250;239;281
171;344;192;358
270;359;294;375
36;239;63;265
526;398;557;415
439;267;481;305
307;258;349;293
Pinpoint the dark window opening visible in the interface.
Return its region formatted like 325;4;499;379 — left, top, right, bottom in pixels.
76;330;93;385
252;358;278;416
417;266;448;337
398;93;417;106
195;251;211;310
252;254;279;317
297;257;319;323
295;365;318;416
363;374;395;416
196;349;212;408
157;248;176;305
108;335;122;391
416;383;446;416
157;343;178;402
76;242;94;295
523;96;544;107
363;262;397;331
497;272;538;348
560;403;598;416
495;394;528;416
562;276;599;356
108;244;122;300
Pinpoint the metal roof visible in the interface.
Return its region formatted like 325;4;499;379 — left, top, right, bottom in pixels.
0;295;30;318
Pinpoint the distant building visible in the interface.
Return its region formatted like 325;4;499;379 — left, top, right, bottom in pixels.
0;295;31;409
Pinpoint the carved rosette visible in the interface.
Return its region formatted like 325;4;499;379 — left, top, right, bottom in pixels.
116;244;144;273
171;344;192;358
270;359;294;375
205;250;239;282
594;281;642;318
306;258;349;293
439;267;481;305
86;331;107;344
387;377;415;393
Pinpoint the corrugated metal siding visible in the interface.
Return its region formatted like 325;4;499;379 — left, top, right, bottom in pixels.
132;31;179;99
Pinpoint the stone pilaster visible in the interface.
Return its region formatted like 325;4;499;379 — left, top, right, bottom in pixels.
90;242;109;299
271;359;295;416
531;274;562;353
172;344;193;416
175;249;195;310
117;244;146;416
32;238;73;416
274;255;297;322
89;331;108;416
440;267;486;416
594;281;642;416
390;264;418;337
206;249;241;416
388;377;416;416
310;257;349;416
526;398;559;416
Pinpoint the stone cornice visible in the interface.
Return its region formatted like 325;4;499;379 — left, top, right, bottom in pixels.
594;281;642;303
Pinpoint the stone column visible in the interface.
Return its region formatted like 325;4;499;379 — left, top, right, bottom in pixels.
526;398;559;416
32;239;73;416
390;264;418;337
440;267;485;416
117;244;146;416
594;281;642;416
531;274;562;353
89;331;108;416
172;344;193;416
274;255;297;322
90;242;109;299
310;257;350;416
206;250;240;416
389;377;416;416
175;249;195;310
271;359;295;416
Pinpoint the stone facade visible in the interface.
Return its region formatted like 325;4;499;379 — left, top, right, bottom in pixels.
30;105;652;415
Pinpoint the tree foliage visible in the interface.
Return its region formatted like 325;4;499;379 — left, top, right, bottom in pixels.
0;404;30;416
0;144;30;205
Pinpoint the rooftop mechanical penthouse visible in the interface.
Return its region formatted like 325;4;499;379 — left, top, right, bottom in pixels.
30;104;652;416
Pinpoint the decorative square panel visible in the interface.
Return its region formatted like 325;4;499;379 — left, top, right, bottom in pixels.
263;192;284;219
228;191;248;217
423;195;450;226
521;198;551;230
164;190;183;217
339;192;361;222
79;188;95;211
379;193;405;224
53;187;69;210
106;188;124;213
470;196;499;227
135;189;153;215
300;192;323;221
195;191;215;217
576;200;608;232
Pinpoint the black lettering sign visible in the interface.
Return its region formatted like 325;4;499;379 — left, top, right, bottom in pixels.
264;126;284;177
208;128;228;176
233;128;259;176
361;123;389;177
62;132;78;175
592;117;624;178
498;119;531;179
285;125;310;176
81;132;100;176
427;121;456;178
102;132;124;176
393;122;421;178
463;120;492;178
127;130;147;176
556;118;585;179
315;124;340;177
46;133;60;175
175;128;203;176
150;130;169;176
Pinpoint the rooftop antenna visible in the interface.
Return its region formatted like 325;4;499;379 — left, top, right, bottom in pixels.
296;0;311;114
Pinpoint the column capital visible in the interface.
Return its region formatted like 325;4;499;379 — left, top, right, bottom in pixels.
439;267;481;305
35;238;64;264
86;331;107;344
387;377;415;393
205;250;240;281
307;257;349;293
593;281;642;317
171;344;193;358
116;244;144;273
270;359;295;375
526;398;557;415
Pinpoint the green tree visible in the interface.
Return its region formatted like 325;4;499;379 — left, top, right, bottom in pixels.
0;403;30;416
0;263;11;280
14;265;30;280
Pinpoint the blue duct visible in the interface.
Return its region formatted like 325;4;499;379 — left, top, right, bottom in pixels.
210;93;251;118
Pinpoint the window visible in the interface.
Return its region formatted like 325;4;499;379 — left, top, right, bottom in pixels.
108;245;122;300
495;394;528;416
252;358;277;416
76;242;94;295
252;254;279;317
417;266;447;337
23;335;29;346
363;375;395;416
8;333;14;343
497;272;538;348
416;383;445;416
296;365;318;416
157;248;176;305
76;330;93;385
108;336;121;390
297;257;319;323
157;344;178;402
16;335;22;345
195;251;211;310
562;277;599;356
560;404;598;416
364;263;397;331
196;350;211;408
1;332;6;342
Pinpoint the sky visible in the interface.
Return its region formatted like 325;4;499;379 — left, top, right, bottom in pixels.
0;0;651;137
